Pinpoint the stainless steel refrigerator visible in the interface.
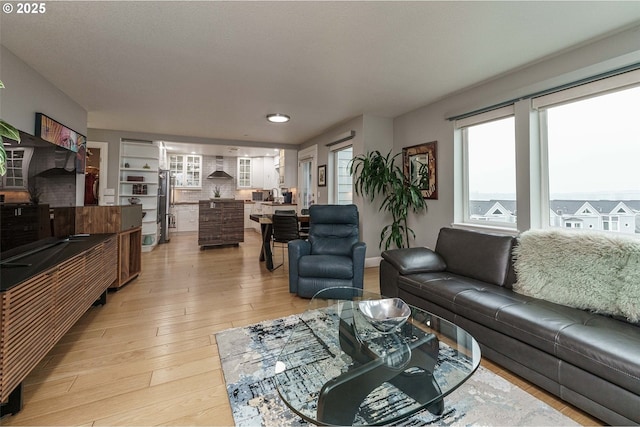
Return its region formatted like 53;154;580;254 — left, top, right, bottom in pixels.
158;169;172;244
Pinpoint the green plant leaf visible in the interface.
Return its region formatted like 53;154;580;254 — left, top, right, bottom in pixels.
0;120;21;142
351;149;428;249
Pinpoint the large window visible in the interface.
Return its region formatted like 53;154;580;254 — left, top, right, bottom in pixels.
333;145;353;205
459;109;516;227
539;84;640;235
454;69;640;237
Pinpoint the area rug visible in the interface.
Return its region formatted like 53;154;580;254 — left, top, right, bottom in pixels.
216;315;578;426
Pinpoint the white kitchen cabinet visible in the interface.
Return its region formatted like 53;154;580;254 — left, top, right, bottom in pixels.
262;156;278;189
170;154;202;188
244;204;253;229
174;204;198;232
237;157;252;188
251;157;264;189
278;149;298;188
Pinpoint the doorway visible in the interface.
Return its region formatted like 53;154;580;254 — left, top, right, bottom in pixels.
86;141;109;205
297;145;317;212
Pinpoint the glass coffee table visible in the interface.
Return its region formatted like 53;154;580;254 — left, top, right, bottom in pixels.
274;287;481;425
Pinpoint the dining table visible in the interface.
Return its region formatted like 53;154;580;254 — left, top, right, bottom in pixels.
249;213;310;271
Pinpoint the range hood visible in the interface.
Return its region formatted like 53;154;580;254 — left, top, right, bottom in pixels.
36;147;76;177
207;156;233;179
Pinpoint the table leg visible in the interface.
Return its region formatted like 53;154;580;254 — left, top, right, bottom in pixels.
260;223;274;271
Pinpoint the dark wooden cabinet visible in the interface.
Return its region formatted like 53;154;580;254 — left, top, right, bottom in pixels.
74;205;142;289
198;199;244;247
51;205;142;289
0;235;117;412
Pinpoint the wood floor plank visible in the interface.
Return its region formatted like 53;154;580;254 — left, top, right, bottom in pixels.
1;230;603;426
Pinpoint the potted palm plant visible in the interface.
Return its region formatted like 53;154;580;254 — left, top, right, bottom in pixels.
350;150;428;250
0;80;22;176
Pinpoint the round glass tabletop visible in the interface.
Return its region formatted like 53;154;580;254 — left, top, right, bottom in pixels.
274;287;481;425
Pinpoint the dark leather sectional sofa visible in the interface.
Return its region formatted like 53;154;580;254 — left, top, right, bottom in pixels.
379;227;640;425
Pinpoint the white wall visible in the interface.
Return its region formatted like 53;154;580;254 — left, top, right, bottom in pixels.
299;114;394;258
0;46;87;136
1;45;88;205
393;24;640;249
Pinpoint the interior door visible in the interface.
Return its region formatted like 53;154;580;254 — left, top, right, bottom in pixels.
297;145;317;212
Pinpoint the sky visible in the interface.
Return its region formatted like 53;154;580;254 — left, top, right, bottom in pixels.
467;85;640;201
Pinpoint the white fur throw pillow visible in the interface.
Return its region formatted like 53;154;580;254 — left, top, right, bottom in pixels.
513;229;640;322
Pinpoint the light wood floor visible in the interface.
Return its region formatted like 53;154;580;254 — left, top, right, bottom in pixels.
4;230;603;426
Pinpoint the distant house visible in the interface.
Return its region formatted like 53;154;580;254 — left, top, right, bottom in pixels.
470;200;640;234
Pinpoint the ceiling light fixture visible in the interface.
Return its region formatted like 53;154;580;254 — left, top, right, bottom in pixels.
266;113;290;123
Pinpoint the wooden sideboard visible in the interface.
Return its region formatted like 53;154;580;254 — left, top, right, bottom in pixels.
0;234;117;415
52;205;142;289
198;199;244;247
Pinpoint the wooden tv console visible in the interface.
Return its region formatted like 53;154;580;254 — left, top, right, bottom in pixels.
0;234;117;416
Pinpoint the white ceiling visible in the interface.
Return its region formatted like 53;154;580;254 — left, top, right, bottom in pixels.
2;1;640;150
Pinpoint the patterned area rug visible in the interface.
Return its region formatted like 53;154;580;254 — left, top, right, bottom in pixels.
216;315;578;426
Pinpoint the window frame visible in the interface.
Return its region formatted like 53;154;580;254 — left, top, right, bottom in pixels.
453;69;640;238
330;143;353;205
456;105;517;230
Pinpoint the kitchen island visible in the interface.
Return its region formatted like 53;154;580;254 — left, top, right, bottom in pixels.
198;199;244;248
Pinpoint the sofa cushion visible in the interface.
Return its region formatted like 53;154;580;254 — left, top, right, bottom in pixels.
556;316;640;395
435;228;516;287
299;254;353;279
398;272;496;315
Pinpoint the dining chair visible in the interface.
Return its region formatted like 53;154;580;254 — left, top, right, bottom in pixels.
299;208;310;239
271;212;300;270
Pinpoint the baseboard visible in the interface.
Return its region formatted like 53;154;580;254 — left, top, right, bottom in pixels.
365;256;382;268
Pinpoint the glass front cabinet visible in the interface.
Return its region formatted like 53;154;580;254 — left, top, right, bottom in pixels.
170;154;202;188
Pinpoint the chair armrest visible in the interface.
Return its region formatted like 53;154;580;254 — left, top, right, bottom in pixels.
352;242;367;289
381;247;446;275
288;239;311;293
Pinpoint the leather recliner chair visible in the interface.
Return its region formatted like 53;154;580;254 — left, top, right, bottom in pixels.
288;204;366;298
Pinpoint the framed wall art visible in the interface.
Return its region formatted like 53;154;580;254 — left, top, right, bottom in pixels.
35;112;87;173
318;164;327;187
402;141;437;199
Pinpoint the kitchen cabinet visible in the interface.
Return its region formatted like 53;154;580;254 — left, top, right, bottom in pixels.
119;141;160;252
237;156;278;190
244;204;253;229
262;156;278;189
237;157;252;188
251;157;264;188
173;204;198;232
277;149;298;188
198;199;244;247
169;154;202;188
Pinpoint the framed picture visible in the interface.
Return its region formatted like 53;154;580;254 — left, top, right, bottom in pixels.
402;141;437;199
35;112;87;173
318;164;327;187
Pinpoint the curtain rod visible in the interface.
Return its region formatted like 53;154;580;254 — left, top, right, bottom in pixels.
447;62;640;122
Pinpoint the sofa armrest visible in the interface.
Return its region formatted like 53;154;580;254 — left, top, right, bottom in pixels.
381;247;446;275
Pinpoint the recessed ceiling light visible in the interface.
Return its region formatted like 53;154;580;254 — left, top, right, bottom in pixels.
266;113;290;123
